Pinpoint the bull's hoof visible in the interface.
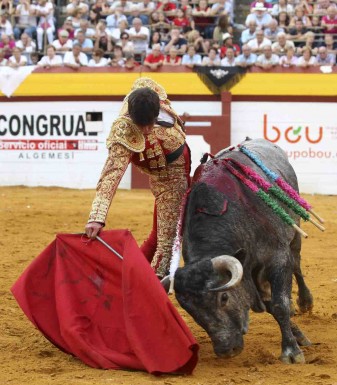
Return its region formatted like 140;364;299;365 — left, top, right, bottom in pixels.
280;351;305;364
297;293;314;314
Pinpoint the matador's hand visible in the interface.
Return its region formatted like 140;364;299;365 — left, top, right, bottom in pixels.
85;222;103;239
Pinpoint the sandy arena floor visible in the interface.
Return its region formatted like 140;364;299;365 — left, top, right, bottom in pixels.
0;186;336;385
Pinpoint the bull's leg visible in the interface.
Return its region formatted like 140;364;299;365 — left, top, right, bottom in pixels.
268;260;305;364
290;232;314;313
290;320;311;347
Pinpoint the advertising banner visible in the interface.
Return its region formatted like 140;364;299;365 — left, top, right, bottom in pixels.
231;102;337;194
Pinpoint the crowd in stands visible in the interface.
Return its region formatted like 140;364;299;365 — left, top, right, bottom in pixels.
0;0;337;69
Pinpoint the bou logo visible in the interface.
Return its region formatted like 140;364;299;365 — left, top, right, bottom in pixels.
263;114;323;144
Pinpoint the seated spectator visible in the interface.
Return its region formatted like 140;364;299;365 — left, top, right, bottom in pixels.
147;31;164;54
247;28;271;54
287;20;307;45
235;44;257;67
220;47;236;66
321;6;337;34
276;11;290;31
128;17;149;55
106;9;127;32
156;0;176;20
320;34;337;58
179;0;192;12
192;0;214;39
151;12;171;41
37;44;62;67
52;30;73;53
91;0;110;19
255;44;280;68
0;11;13;37
202;47;221;66
110;19;130;42
297;31;319;55
16;32;36;53
1;0;13;16
66;0;89;17
36;0;55;52
315;46;335;66
74;30;94;54
314;0;336;17
187;29;209;54
124;53;140;69
0;48;7;65
14;0;37;40
279;46;298;66
210;0;232;22
289;6;312;28
241;20;257;45
127;4;145;26
172;8;191;30
264;19;284;41
164;26;187;55
110;44;125;66
296;46;315;67
8;47;27;67
272;31;295;55
245;2;273;29
0;33;15;58
88;47;110;66
271;0;294;17
118;31;134;54
181;44;202;68
297;0;313;15
94;19;114;52
219;33;240;58
59;17;76;40
310;15;322;32
163;46;182;65
138;0;156;26
144;43;164;70
64;43;88;68
75;20;95;39
89;8;100;27
67;9;85;30
214;14;233;46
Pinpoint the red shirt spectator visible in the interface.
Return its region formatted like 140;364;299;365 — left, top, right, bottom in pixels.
0;34;15;59
321;6;337;33
219;33;241;58
144;43;164;70
156;0;177;20
173;9;190;28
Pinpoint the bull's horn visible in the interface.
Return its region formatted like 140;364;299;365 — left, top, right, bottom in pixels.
209;255;243;292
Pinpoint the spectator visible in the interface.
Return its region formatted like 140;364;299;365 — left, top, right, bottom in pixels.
271;0;294;17
138;0;156;26
89;8;100;26
172;8;191;30
250;0;272;11
74;30;94;54
66;0;89;17
287;19;307;48
297;0;313;15
245;2;273;29
118;31;134;54
147;31;164;54
321;6;337;34
276;11;290;31
163;46;182;65
67;9;84;30
16;32;36;53
127;4;145;26
59;17;76;40
14;0;37;40
272;31;295;54
256;44;279;68
320;34;337;58
235;44;257;67
109;0;133;18
144;43;164;70
314;0;336;16
110;19;129;42
52;30;73;53
94;19;114;52
311;15;322;32
124;52;140;69
156;0;176;20
219;32;240;58
210;0;232;19
128;17;149;55
192;0;214;38
0;33;15;58
0;10;13;37
106;9;127;32
181;44;202;68
220;47;236;66
0;0;13;15
29;52;39;65
64;43;88;68
90;0;110;19
8;47;27;67
297;31;319;55
202;46;221;66
187;29;209;54
241;20;257;45
297;47;315;67
264;19;284;41
315;46;335;66
110;44;125;66
179;0;192;12
37;44;62;67
214;14;233;46
279;46;298;66
0;48;7;65
88;47;110;66
289;6;312;28
36;0;55;52
151;11;171;41
75;20;95;39
164;26;187;55
247;28;271;54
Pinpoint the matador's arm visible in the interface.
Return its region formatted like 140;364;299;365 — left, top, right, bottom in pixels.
88;143;132;224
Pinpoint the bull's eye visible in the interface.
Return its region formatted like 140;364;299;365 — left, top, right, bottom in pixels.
218;292;229;307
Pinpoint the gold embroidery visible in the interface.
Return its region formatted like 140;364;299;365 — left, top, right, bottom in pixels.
146;148;155;159
149;159;157;169
131;78;167;100
157;156;166;168
153;144;162;156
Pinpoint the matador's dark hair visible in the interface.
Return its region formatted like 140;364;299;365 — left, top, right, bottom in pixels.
128;87;160;126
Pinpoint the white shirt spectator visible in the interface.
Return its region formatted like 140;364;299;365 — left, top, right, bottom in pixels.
16;39;36;53
16;3;37;27
75;27;96;39
109;0;133;13
247;36;272;50
202;56;221;66
241;28;256;44
256;52;280;65
235;52;257;66
36;1;54;28
245;12;273;28
138;1;156;13
52;39;73;50
279;55;298;66
88;57;110;67
128;25;150;54
63;51;88;66
296;56;316;66
271;3;294;17
0;57;8;66
106;14;128;30
38;55;63;66
66;1;89;15
220;57;236;66
8;54;27;65
181;53;202;65
0;19;13;36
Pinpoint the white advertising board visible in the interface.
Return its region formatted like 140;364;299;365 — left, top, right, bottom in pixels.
0;101;221;189
231;102;337;194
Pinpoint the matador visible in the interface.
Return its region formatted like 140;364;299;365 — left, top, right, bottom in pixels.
85;78;191;278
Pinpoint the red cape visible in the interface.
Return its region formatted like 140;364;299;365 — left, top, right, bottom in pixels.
11;230;198;375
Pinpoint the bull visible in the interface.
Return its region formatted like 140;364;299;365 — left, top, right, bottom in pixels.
173;138;313;364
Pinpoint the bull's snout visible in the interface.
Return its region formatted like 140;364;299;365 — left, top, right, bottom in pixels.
212;335;244;358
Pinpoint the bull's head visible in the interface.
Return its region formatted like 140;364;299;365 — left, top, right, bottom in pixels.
174;250;265;358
